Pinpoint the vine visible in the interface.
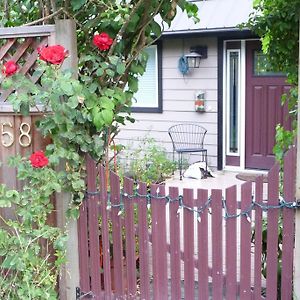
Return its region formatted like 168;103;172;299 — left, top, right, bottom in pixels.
0;1;199;298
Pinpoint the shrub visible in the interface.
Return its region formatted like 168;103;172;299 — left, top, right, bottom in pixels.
122;138;176;185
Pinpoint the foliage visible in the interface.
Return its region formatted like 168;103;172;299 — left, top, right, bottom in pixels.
246;0;299;85
2;0;199;186
0;155;66;300
245;0;299;162
0;2;198;298
3;63;90;218
273;124;295;167
122;138;177;184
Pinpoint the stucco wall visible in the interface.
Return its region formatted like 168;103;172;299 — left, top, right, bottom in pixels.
117;37;218;169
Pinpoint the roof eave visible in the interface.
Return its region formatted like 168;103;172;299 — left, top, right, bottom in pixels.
161;27;255;39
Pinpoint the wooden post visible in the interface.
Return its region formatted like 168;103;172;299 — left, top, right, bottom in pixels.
54;19;80;300
293;19;300;299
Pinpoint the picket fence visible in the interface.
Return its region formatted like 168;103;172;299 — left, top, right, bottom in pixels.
77;148;296;300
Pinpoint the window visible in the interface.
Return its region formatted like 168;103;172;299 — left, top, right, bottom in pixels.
131;43;162;113
226;49;240;155
253;51;284;76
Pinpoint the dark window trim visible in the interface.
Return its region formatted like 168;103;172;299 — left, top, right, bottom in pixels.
131;41;163;113
217;37;224;170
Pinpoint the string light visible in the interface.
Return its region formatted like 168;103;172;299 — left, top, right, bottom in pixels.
85;188;300;220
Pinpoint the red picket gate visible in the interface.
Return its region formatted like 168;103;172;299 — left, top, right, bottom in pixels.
77;148;297;300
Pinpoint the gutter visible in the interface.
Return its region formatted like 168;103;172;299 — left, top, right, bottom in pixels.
161;27;255;39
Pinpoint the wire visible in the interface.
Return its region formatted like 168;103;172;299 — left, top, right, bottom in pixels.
85;189;300;222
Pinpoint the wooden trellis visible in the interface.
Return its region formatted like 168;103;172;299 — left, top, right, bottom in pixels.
0;22;80;300
0;26;56;196
0;26;55;103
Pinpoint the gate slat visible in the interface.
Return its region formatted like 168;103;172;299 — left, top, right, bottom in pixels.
86;157;102;298
265;164;280;300
253;176;263;299
225;185;237;299
151;184;168;299
240;181;252;300
211;189;223;299
169;187;181;299
78;190;90;293
281;148;296;299
137;181;150;300
123;177;137;299
197;189;209;300
99;165;112;299
183;188;195;299
110;170;125;297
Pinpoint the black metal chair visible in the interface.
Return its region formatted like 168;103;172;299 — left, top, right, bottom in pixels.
168;123;208;180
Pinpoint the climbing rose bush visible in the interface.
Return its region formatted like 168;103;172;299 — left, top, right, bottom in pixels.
2;60;18;76
38;45;68;65
29;151;49;168
93;32;113;51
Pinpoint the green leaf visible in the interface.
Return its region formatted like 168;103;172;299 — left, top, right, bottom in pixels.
128;77;139;92
71;0;87;10
109;55;120;65
130;63;145;75
92;135;104;153
92;108;103;130
20;102;30;116
106;69;115;77
72;179;85;190
67;96;79;109
88;82;98;93
60;81;73;96
150;21;162;37
32;68;44;79
1;78;13;89
0;198;12;207
116;63;126;75
1;255;17;269
100;97;115;110
66;207;80;219
96;68;104;76
72;81;83;94
101;109;114;125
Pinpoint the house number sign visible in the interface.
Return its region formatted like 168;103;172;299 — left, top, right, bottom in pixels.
1;122;32;148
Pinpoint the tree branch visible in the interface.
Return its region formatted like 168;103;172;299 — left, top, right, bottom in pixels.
107;0;146;56
4;0;9;20
22;8;64;26
50;0;58;17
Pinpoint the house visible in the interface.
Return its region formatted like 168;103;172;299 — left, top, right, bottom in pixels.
117;0;290;171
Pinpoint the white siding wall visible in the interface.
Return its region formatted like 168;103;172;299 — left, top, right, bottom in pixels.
117;37;218;169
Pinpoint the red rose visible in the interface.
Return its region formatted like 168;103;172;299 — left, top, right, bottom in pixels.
93;33;113;51
38;45;68;65
29;151;49;168
2;60;18;76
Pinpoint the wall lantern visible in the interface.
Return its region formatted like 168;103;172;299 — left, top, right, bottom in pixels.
185;46;208;69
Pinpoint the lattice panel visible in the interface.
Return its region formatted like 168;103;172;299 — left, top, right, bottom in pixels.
0;36;49;102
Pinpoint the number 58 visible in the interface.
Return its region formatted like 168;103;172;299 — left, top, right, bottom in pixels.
1;122;32;148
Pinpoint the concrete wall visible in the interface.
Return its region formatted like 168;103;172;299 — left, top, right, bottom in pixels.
117;37;218;169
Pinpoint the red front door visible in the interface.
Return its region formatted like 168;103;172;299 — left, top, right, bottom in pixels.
245;41;291;169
